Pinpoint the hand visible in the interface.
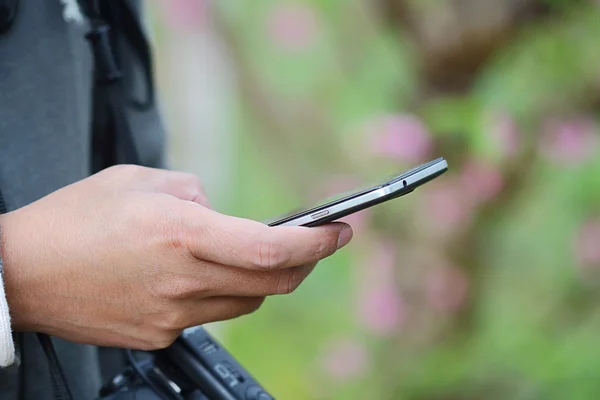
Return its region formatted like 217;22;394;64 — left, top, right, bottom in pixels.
0;165;352;350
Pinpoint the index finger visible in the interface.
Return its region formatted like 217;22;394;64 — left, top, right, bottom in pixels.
183;205;353;270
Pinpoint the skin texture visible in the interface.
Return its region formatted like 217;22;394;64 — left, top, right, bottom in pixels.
0;165;352;350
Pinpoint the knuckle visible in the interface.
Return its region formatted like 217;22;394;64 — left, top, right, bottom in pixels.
127;196;164;226
106;164;135;175
163;217;189;252
315;234;338;260
252;238;290;269
136;331;179;351
275;269;302;295
180;173;205;199
150;333;178;350
147;275;203;301
158;309;188;331
189;174;204;191
135;340;157;352
178;171;202;186
244;297;266;315
225;298;265;320
209;302;237;323
150;206;192;254
228;300;248;319
314;239;331;260
109;164;144;181
97;164;141;187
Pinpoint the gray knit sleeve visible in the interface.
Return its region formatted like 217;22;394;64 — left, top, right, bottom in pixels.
0;225;16;367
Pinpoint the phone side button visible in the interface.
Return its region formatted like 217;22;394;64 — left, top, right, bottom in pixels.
311;210;330;219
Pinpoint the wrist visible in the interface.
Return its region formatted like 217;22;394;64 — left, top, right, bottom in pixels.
0;211;36;332
0;213;17;366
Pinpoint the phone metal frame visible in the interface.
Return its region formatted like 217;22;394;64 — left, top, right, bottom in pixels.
268;158;448;227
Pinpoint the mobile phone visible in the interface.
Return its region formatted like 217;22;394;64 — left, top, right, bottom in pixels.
267;157;448;227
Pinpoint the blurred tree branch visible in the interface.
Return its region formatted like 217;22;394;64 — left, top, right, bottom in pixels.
377;0;553;96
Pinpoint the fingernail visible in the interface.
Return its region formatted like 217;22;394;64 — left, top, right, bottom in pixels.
337;226;353;249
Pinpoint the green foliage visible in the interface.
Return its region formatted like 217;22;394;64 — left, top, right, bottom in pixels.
163;1;600;399
474;5;600;119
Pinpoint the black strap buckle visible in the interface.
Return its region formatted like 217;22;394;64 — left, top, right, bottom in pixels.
85;24;122;84
0;0;18;34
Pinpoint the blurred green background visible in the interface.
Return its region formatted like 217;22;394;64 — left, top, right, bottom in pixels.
147;1;600;399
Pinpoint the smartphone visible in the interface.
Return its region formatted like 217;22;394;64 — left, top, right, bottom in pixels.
267;157;448;227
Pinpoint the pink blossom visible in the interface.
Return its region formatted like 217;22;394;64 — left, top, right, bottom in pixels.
539;118;598;166
460;160;505;204
159;0;210;30
574;219;600;268
489;111;520;158
358;286;406;336
338;211;369;234
320;339;370;381
355;243;405;335
425;265;469;313
419;179;474;237
367;114;433;163
362;242;397;285
267;2;319;51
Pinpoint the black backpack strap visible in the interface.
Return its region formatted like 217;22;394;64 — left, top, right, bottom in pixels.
113;0;154;110
81;0;155;170
86;18;141;168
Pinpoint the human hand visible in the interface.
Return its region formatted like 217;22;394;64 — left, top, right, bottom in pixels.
0;165;352;350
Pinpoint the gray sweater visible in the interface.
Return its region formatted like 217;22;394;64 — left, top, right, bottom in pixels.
0;1;166;398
